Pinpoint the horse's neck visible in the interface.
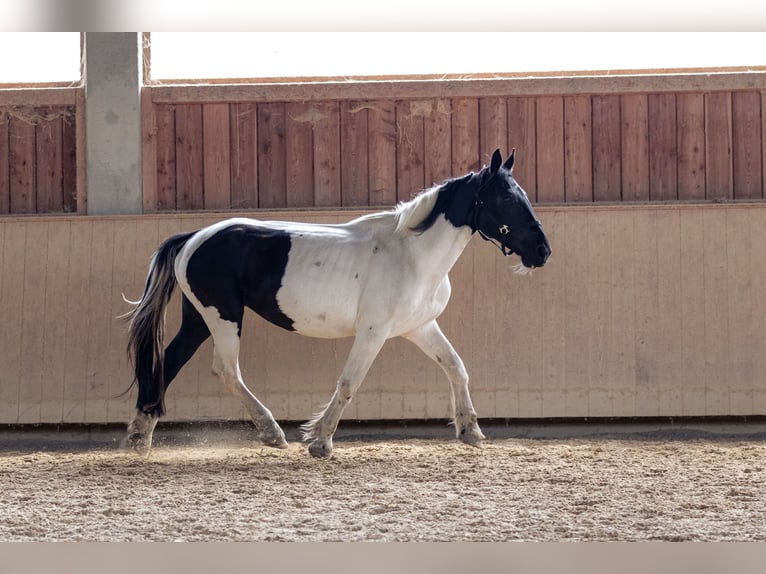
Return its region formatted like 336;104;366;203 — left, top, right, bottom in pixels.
410;215;474;276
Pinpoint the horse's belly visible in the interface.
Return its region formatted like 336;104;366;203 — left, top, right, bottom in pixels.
276;264;361;338
276;287;359;338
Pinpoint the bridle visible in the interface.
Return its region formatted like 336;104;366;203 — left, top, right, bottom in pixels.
471;195;514;257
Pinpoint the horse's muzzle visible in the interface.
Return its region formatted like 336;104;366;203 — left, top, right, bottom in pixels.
521;241;551;268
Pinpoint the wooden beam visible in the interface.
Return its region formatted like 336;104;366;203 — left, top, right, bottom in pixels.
149;70;766;104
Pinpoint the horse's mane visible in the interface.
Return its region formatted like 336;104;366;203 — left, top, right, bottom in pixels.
393;172;476;236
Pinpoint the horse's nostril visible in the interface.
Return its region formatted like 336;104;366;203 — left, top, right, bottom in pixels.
536;244;551;264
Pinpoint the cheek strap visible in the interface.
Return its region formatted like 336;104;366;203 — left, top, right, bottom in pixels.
472;197;513;256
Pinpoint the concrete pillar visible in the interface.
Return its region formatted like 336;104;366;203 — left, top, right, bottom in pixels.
84;33;142;215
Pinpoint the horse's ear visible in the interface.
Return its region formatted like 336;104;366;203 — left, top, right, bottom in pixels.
503;148;516;171
490;149;502;174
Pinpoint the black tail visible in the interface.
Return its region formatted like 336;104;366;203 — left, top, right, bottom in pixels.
123;231;196;416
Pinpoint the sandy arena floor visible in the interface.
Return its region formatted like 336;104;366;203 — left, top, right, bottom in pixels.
2;421;766;542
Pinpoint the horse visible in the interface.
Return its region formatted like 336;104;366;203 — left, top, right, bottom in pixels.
122;148;551;458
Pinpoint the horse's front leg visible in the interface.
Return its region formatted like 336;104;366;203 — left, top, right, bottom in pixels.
301;326;389;458
404;320;485;446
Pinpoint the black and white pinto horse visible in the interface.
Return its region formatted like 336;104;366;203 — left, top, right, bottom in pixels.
123;149;551;458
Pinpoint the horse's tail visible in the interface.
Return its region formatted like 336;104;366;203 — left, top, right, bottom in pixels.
122;231;196;416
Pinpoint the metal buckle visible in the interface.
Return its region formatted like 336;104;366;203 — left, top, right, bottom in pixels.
499;224;510;235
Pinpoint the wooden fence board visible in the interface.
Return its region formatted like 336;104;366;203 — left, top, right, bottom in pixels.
763;91;766;205
312;101;341;207
506;97;537;201
61;108;77;213
229;102;258;209
564;95;593;202
592;95;622;202
0;116;8;213
586;210;616;416
35;111;64;212
17;222;47;423
632;210;660;416
84;219;115;423
451;98;479;174
396;100;425;202
175;104;204;210
469;239;499;418
677;93;706;201
340;101;369;206
702;209;730;415
285;102;315;208
705;92;734;200
367;100;396;206
40;221;71;421
562;210;590;415
539;210;567;417
607;210;637;416
141;89;158;213
479;97;508;168
0;227;5;411
495;249;523;418
257;103;287;208
679;209;706;415
536;96;565;203
423;99;452;187
0;223;25;422
726;208;755;413
61;221;92;422
655;209;684;416
202;103;232;209
648;93;677;201
9;116;36;213
108;218;139;421
74;90;86;214
732;91;763;200
509;234;548;417
749;207;766;414
621;94;650;201
155;105;177;210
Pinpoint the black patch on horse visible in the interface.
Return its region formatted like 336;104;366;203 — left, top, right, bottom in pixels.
409;173;478;233
185;223;296;332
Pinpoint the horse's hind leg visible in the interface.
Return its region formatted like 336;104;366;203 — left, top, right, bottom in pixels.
404;320;485;446
125;296;211;455
209;317;287;449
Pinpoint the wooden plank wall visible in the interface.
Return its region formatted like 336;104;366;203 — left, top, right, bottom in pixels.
0;105;79;214
144;90;766;211
2;204;766;425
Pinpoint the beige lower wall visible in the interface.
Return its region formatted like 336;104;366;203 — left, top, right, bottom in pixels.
2;203;766;425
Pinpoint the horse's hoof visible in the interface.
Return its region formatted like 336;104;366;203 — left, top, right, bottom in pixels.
308;438;333;459
122;433;152;457
260;423;289;449
458;424;486;447
262;434;289;449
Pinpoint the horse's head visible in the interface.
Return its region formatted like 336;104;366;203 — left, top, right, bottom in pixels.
473;149;551;270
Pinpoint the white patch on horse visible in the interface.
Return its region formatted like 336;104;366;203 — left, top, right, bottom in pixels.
394;185;440;235
279;211;472;340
